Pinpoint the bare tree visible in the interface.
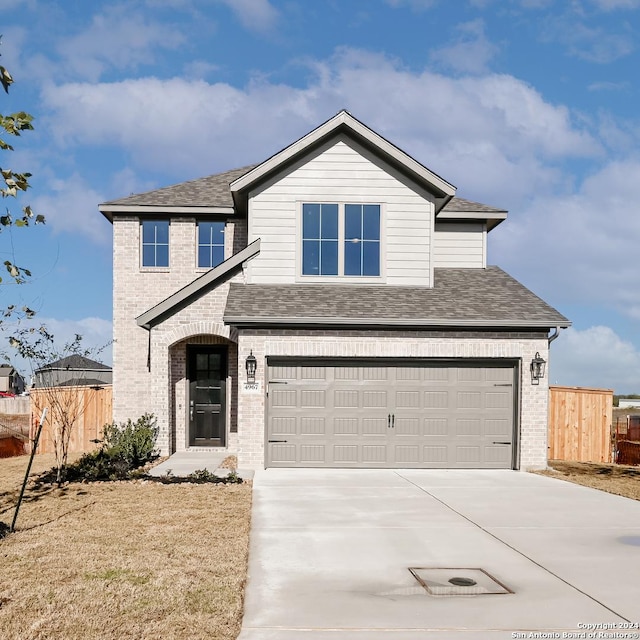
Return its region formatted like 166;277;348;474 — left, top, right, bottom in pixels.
12;328;108;484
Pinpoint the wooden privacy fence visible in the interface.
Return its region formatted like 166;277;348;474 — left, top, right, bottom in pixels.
29;385;113;455
548;385;613;463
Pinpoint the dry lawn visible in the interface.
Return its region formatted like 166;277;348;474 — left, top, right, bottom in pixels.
0;453;252;640
537;459;640;501
0;413;30;438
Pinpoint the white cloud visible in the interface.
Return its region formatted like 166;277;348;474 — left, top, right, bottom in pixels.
0;27;27;74
590;0;640;9
429;19;499;74
39;48;598;202
0;0;36;9
31;174;110;244
550;326;640;394
184;59;220;80
588;80;630;91
384;0;439;10
42;316;112;363
217;0;278;33
491;157;640;321
517;0;554;7
56;4;185;81
542;15;635;63
108;167;158;202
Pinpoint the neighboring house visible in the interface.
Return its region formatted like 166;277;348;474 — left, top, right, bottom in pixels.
618;398;640;409
33;355;112;388
0;365;25;395
99;111;570;471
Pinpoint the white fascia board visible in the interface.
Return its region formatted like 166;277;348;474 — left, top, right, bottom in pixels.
437;211;507;221
230;111;456;198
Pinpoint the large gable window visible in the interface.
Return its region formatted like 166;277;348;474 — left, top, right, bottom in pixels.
302;203;381;277
141;220;169;267
198;221;225;268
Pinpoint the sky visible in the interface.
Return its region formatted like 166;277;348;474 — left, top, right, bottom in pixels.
1;0;639;392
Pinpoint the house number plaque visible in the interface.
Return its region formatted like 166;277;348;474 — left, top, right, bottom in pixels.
242;381;262;394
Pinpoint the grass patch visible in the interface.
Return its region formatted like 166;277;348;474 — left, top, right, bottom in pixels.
84;568;151;585
0;453;252;640
536;460;640;501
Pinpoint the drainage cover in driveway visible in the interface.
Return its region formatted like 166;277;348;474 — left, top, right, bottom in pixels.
409;568;512;596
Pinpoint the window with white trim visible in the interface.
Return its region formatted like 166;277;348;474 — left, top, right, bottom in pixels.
141;220;169;267
302;203;381;277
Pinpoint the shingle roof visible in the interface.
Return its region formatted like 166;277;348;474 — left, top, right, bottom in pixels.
102;165;258;208
54;377;110;387
101;165;501;214
443;197;506;214
37;355;111;372
223;267;570;328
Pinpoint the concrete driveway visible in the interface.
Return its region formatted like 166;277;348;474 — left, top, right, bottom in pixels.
238;469;640;639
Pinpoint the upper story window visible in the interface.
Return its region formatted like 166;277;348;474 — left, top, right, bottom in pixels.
302;203;381;277
141;220;169;268
302;204;338;276
344;204;380;276
198;221;225;268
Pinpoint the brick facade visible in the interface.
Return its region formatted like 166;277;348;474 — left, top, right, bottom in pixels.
113;214;551;469
112;215;243;454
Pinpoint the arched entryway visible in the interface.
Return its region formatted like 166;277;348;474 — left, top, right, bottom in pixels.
168;334;237;453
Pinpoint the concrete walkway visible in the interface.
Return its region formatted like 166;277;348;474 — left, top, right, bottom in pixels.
146;451;254;479
239;469;640;639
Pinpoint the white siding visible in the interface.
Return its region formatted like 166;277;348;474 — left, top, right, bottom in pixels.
433;222;485;268
247;135;435;286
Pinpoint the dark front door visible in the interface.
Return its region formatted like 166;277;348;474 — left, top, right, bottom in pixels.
188;346;227;447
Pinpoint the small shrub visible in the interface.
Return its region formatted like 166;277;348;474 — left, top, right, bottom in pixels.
38;414;160;484
188;468;218;483
102;413;159;467
68;449;132;481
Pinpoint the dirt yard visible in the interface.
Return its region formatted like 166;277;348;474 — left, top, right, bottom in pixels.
538;460;640;501
0;454;252;640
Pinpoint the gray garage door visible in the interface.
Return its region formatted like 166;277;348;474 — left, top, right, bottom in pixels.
266;360;516;468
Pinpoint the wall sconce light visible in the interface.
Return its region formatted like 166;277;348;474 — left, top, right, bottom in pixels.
245;351;257;383
530;352;546;385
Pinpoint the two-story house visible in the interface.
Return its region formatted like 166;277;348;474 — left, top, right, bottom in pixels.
99;111;569;471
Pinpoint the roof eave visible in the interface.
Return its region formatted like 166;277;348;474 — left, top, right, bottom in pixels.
98;204;235;222
437;210;508;231
36;367;111;372
223;316;571;329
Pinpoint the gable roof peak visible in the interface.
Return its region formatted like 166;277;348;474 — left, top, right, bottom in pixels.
230;111;456;214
